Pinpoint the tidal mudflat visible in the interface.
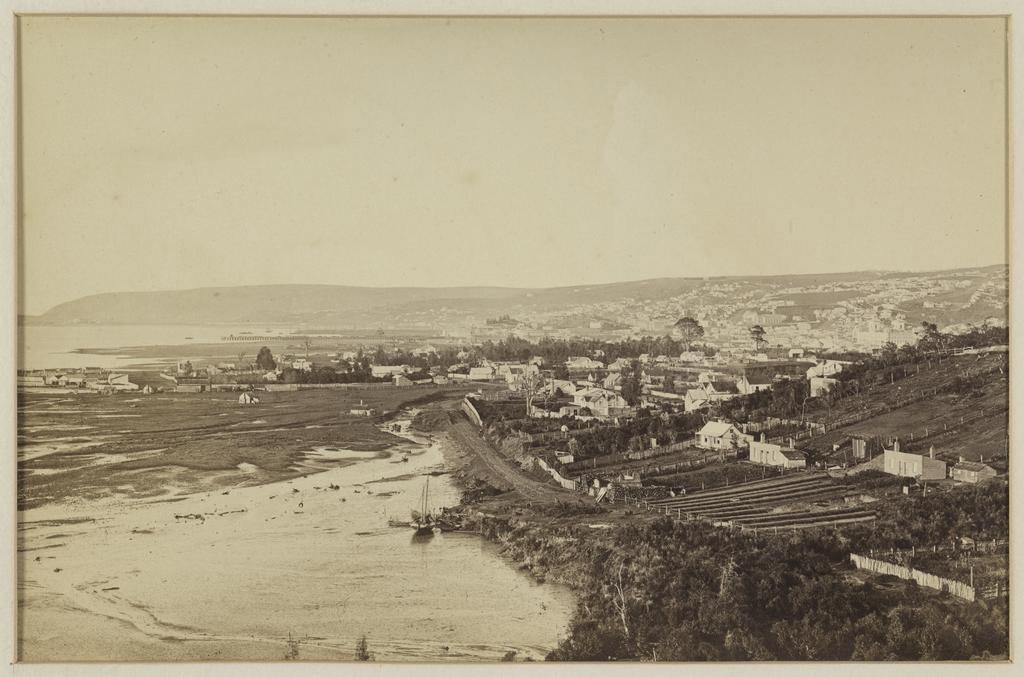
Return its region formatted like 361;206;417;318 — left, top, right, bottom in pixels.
17;390;573;661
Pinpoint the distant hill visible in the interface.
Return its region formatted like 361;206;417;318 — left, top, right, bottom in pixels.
24;265;1007;327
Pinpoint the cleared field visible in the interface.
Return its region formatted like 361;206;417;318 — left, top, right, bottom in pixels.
646;472;874;532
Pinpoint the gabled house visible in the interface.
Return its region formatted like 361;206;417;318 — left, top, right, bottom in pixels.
565;356;605;371
748;434;806;469
684;389;711;412
695;421;750;451
882;440;946;480
572;387;629;419
468;366;496;381
737;373;773;395
951;460;997;484
371;364;409;378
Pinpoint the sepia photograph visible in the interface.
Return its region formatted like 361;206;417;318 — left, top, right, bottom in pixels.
5;4;1017;669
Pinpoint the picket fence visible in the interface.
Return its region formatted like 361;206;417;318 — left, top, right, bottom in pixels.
534;457;579;491
461;397;484;427
849;553;977;602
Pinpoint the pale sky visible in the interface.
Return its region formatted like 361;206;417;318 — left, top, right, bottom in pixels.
19;16;1007;314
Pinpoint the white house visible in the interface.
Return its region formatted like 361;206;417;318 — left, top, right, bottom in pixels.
695;421;750;451
882;440;946;480
573;387;629;418
292;358;313;372
810;376;839;397
737;373;773;395
748;435;806;469
684;389;711;412
468;366;496;381
371;364;409;378
106;373;139;391
806;359;849;380
566;356;605;371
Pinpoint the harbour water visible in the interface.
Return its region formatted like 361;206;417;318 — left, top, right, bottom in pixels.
18;323;296;370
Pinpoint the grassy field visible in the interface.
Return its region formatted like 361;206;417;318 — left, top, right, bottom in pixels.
802;353;1008;463
17;385;469;510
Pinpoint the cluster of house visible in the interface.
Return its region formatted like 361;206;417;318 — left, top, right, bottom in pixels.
878;439;998;485
531;383;632;421
694;421;808;469
17;369;140;393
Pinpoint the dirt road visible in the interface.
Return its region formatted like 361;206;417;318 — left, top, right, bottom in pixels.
444;418;588;505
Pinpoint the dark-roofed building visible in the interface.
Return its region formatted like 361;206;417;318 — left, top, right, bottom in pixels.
738;373;773;395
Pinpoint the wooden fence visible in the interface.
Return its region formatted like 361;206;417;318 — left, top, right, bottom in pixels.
534;457;579;491
849;553;977;602
462;397;483;428
561;440;692;475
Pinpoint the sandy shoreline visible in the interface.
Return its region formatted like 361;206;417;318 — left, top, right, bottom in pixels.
18;411;574;662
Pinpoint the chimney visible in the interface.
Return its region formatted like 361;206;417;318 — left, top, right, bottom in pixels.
787;437;794;449
761;432;767;443
959;455;965;463
929;446;935;459
893;437;901;453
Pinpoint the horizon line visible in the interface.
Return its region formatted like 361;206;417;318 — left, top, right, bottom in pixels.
22;261;1008;317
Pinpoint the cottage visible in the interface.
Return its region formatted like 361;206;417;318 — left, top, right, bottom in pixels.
58;374;86;387
695;421;750;451
748;434;806;469
468;366;496;381
951;460;997;484
572;387;629;419
684;389;711;412
806;359;849;379
882;440;946;480
291;358;313;372
565;356;605;371
737;373;773;395
106;373;139;391
371;365;408;379
810;376;839;397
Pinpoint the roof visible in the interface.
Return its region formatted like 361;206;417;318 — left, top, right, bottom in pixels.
707;380;740;393
698;421;739;437
954;461;995;473
742;373;773;385
779;448;806;461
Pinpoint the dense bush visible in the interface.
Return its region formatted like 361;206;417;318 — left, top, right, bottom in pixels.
546;518;1008;661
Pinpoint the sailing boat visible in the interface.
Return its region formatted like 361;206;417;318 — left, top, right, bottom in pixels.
410;478;436;535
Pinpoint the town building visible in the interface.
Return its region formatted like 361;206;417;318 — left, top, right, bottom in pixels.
882;441;947;480
737;373;773;395
748;435;806;469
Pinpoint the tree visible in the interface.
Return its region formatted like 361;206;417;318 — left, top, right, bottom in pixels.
255;346;276;371
521;369;544;417
673;317;705;351
663;373;676;393
750;325;768;351
620;360;643;405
